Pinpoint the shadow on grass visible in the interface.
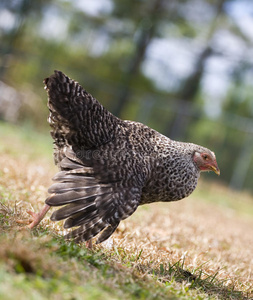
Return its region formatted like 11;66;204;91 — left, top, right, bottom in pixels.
140;260;248;300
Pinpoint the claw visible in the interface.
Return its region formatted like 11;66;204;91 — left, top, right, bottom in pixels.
16;204;51;229
85;239;93;249
16;217;33;225
26;210;43;229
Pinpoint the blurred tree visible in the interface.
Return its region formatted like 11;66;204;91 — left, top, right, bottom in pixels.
111;0;163;117
0;0;53;81
222;62;253;190
169;0;228;140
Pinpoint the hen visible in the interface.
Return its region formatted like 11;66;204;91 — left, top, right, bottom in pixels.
27;71;220;244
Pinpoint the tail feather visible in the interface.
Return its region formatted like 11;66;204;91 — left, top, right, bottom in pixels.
46;188;111;206
64;211;100;230
44;70;121;153
52;171;97;184
46;191;94;206
73;222;107;243
51;202;96;221
60;157;84;170
48;182;100;193
96;223;119;244
64;216;106;241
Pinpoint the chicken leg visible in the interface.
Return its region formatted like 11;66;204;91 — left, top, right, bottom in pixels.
17;204;51;229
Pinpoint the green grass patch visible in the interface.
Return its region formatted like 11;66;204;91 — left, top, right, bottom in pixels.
0;229;179;300
0;121;52;159
195;181;253;218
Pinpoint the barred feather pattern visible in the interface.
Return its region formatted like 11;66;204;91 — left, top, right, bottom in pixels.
45;70;122;164
45;147;143;243
44;70;218;243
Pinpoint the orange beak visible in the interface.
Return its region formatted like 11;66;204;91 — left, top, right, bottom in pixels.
209;163;220;176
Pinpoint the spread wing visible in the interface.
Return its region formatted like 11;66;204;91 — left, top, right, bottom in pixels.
46;148;143;243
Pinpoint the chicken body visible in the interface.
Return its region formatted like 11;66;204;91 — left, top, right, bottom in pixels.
43;71;219;244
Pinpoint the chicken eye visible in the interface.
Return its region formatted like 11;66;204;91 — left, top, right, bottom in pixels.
203;154;208;160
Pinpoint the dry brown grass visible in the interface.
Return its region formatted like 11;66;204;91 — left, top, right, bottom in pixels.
110;193;253;298
0;136;253;299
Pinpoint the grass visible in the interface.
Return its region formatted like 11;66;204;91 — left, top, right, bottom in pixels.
0;121;253;299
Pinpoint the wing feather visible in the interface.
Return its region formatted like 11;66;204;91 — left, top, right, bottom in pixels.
46;152;143;243
44;70;122;153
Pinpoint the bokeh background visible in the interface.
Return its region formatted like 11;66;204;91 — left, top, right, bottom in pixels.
1;0;253;192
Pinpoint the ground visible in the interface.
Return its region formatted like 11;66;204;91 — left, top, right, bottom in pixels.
0;122;252;299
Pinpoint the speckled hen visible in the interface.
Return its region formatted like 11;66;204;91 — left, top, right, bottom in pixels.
26;70;220;244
